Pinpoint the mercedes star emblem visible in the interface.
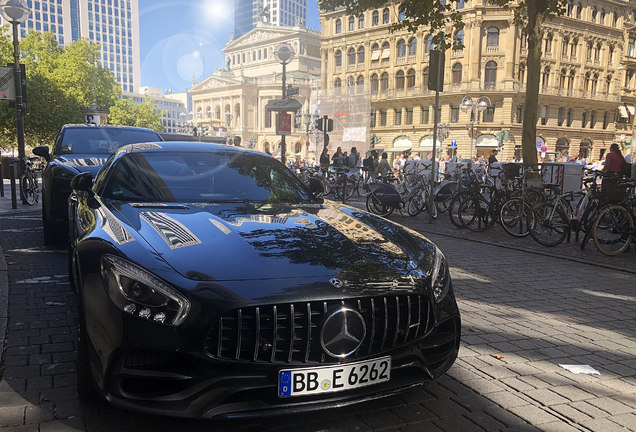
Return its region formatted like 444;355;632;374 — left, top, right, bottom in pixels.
329;278;344;288
320;307;367;358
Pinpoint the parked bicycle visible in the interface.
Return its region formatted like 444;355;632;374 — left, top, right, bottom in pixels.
20;157;39;206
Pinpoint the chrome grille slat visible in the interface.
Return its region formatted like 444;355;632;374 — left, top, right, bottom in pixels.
207;294;431;364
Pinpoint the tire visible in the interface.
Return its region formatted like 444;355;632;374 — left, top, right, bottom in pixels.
458;195;494;232
528;201;568;246
407;190;426;216
20;174;38;205
500;198;534;238
73;256;97;400
366;193;394;217
593;205;634;256
42;207;64;246
334;177;355;200
448;192;469;229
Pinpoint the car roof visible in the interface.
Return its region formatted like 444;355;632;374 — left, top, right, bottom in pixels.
119;141;262;156
61;124;159;133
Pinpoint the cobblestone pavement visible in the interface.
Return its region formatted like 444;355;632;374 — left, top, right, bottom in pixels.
0;198;635;432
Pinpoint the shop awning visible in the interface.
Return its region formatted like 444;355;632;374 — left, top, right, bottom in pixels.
619;105;628;118
476;134;498;147
393;136;412;148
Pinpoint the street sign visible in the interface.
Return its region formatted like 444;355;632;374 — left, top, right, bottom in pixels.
0;66;16;101
536;141;543;148
451;139;457;147
540;145;547;153
276;113;292;136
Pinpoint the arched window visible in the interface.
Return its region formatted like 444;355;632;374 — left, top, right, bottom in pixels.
452;63;462;85
358;14;364;29
380;72;389;92
382;8;390;24
487;27;499;47
586;41;593;61
559;68;567;88
571;38;578;58
335;50;342;67
398;7;406;21
347;76;355;89
348;16;355;31
614;12;619;27
348;48;356;66
335;19;342;34
371;73;379;94
561;36;569;57
357;46;365;64
371;43;380;61
544;33;552;53
381;41;390;61
484;61;497;88
372;10;379;26
356;75;364;92
567;0;573;17
542;66;550;89
591;6;598;23
406;69;415;89
521;31;528;49
425;35;434;53
455;29;464;47
234;103;240;120
518;63;526;83
591;73;599;96
594;42;601;62
215;106;221;119
422;68;429;88
334;78;342;89
397;39;406;57
600;9;606;25
408;37;417;56
568;70;575;94
576;2;582;19
395;70;405;90
584;72;591;93
206;106;212;118
457;0;465;9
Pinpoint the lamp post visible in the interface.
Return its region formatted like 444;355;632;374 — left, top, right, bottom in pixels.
274;43;295;165
1;0;30;177
459;95;491;160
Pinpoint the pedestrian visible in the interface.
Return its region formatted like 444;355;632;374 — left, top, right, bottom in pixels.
348;146;359;168
603;143;626;174
319;147;330;172
332;146;344;166
488;149;498;165
378;152;392;177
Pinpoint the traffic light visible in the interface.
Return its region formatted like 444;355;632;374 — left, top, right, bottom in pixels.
316;116;333;132
316;118;324;132
428;50;445;92
192;127;198;136
370;135;381;147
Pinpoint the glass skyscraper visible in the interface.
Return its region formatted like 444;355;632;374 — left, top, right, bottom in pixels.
2;0;140;93
234;0;307;39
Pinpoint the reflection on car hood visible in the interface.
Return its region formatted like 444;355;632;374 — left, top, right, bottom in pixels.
111;201;435;282
57;154;109;176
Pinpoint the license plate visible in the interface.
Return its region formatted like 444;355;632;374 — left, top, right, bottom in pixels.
278;356;391;398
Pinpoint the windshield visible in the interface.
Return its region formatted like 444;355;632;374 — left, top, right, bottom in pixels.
58;128;161;155
101;150;312;204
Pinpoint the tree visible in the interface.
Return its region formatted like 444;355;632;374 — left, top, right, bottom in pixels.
319;0;567;168
108;98;166;132
0;29;120;150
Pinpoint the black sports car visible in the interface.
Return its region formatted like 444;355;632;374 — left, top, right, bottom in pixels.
68;141;460;419
33;124;162;244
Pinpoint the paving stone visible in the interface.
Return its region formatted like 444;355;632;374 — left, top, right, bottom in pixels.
0;406;25;427
581;417;631;432
550;385;597;402
524;389;571;406
39;418;87;432
391;404;437;424
506;405;562;425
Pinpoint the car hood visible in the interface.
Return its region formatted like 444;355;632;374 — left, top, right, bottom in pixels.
55;153;110;176
110;201;436;282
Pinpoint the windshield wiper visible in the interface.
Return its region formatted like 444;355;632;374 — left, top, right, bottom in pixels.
130;202;189;209
208;199;249;203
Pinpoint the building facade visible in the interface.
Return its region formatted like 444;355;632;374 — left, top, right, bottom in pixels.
234;0;308;40
190;23;321;157
321;0;636;163
1;0;140;93
121;86;186;134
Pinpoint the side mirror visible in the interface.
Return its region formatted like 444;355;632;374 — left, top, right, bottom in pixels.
32;145;50;162
70;172;94;192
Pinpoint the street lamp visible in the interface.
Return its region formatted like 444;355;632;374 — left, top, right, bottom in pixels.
1;0;30;176
460;95;491;160
274;42;295;164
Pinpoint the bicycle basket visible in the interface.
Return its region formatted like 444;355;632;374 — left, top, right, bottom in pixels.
434;181;457;202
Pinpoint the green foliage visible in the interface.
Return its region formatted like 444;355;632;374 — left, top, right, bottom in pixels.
109;98;166;132
0;28;119;152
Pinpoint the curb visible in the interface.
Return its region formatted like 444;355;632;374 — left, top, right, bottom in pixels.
0;241;7;370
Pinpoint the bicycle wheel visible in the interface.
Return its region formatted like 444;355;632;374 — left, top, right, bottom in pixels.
593;205;634;256
458;195;494;232
500;198;534;238
528;201;568;246
20;173;38;206
448;192;469;229
334;177;355;200
366;193;394;217
407;189;427;216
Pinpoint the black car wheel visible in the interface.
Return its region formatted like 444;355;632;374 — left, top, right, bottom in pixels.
73;257;97;400
42;205;65;245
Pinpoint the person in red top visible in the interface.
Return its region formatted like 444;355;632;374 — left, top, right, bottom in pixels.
603;143;625;173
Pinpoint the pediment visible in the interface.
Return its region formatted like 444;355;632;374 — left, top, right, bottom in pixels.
191;76;238;91
226;28;296;51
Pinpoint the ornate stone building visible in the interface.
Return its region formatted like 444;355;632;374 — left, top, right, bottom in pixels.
321;0;636;162
189;23;321;157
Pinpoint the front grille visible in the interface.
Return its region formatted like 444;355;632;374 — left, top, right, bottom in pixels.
204;294;433;364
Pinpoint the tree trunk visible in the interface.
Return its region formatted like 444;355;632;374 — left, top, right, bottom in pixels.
522;1;546;172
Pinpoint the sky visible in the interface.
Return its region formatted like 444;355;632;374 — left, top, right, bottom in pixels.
139;0;321;93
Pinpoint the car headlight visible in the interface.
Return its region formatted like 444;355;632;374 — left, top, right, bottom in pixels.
101;255;190;326
430;248;450;303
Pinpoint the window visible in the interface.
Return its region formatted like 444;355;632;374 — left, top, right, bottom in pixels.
591;73;598;96
422;68;429;88
586;41;592;61
516;104;523;123
348;48;356;66
372;10;379;26
382;8;390;24
425;35;434;53
457;0;464;9
603;111;608;129
408;37;417;56
568;71;575;94
455;30;464;47
335;19;341;33
394;109;402;125
571;38;578;58
356;75;364;91
544;33;552;54
558;107;565;126
590;110;596;128
405;108;413;125
484;61;497;89
451;106;459;123
452;63;462;85
421;107;429;124
381;42;390;61
348;16;354;31
567;108;572;126
334;78;341;90
629;38;635;58
591;6;597;23
380;109;387;126
370;109;376;127
520;31;527;49
265;109;272;128
584;72;590;93
576;3;582;19
582;110;587;128
397;39;406;57
561;36;569;58
371;43;380;61
357;46;365;64
395;70;405;90
371;73;378;94
335;50;342;67
406;69;415;89
541;106;548;125
358;14;364;29
487;27;499;47
518;63;526;83
483;106;495;123
380;72;389;92
567;0;573;17
608;46;614;66
346;76;355;89
594;42;601;62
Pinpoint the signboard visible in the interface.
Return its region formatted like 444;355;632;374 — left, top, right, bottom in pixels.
536;139;543;148
0;66;16;101
450;139;457;147
277;113;292;136
540;145;547;153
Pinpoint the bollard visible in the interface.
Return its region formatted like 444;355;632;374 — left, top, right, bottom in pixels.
0;160;4;198
10;162;17;209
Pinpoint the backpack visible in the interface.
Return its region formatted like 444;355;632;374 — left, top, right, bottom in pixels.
621;160;632;178
363;156;373;169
